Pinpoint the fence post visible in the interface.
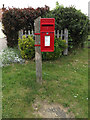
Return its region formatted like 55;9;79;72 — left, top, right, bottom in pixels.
63;28;68;55
28;30;30;36
34;16;42;84
32;30;34;36
57;30;59;38
25;30;27;37
61;30;63;40
19;29;23;39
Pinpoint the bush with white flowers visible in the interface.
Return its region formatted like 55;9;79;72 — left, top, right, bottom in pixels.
0;48;25;67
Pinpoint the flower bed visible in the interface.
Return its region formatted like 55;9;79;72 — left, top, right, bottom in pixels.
0;48;25;67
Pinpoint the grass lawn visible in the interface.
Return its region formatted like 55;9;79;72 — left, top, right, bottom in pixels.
2;47;88;118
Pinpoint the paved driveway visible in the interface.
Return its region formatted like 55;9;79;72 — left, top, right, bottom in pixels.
0;22;7;51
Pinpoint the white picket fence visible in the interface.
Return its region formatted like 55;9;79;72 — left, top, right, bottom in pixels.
18;29;34;39
19;29;68;38
18;28;68;55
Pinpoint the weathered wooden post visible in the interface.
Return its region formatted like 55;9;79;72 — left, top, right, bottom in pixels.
63;28;68;55
34;16;42;84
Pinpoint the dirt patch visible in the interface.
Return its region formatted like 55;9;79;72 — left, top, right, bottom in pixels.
32;99;74;118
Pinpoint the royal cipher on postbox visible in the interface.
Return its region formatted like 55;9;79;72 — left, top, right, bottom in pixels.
40;18;55;52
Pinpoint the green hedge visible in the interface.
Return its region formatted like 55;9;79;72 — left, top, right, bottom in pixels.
2;6;49;47
43;3;89;47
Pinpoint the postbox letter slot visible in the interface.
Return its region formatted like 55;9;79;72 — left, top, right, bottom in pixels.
42;24;53;26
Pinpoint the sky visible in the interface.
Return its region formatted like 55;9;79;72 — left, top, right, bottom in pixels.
0;0;89;15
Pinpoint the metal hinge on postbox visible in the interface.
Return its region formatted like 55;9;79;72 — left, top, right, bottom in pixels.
34;33;41;47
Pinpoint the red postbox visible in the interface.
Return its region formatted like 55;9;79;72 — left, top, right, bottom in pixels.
40;18;55;52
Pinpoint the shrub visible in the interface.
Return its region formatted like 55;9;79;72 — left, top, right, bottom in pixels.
18;35;35;59
2;6;49;47
42;37;67;60
18;36;66;60
43;2;89;47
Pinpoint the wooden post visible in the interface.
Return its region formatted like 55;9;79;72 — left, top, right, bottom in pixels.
63;28;68;55
34;16;42;84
